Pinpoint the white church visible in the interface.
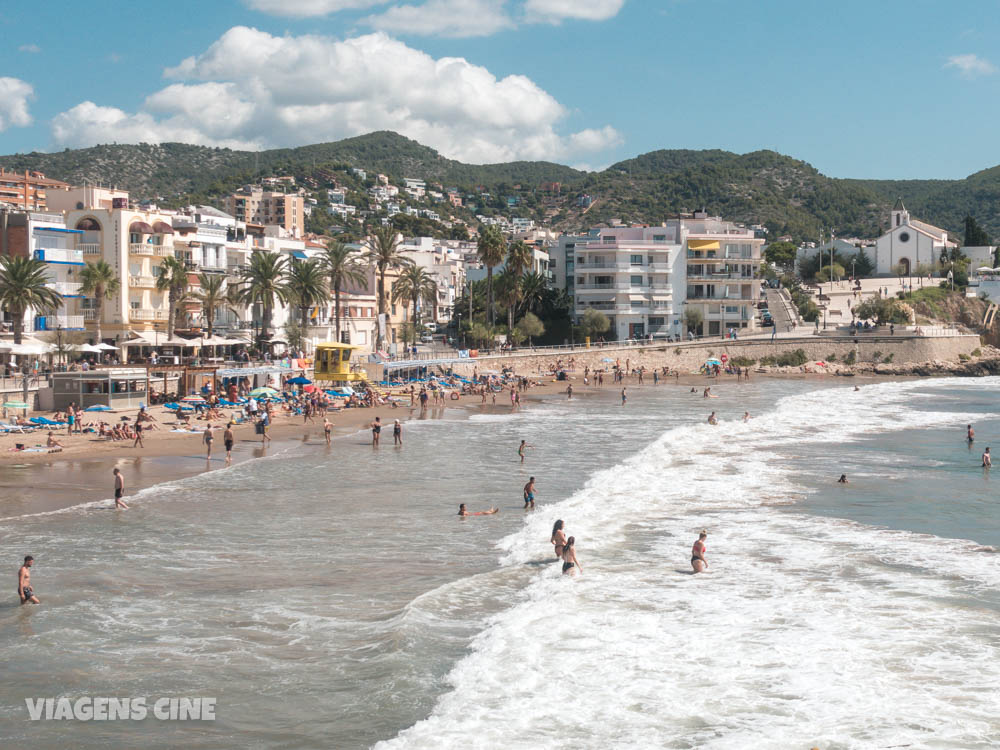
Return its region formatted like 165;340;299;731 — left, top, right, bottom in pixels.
872;198;956;275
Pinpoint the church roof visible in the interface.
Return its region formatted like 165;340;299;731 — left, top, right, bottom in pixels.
892;197;906;211
910;218;949;239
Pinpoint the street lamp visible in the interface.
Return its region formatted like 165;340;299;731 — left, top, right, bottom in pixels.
56;324;63;369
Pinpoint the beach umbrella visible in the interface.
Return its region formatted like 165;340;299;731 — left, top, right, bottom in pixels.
601;357;615;363
85;404;112;412
250;387;278;398
975;266;994;273
181;395;208;403
705;358;722;366
76;343;103;353
94;343;119;351
3;401;30;409
286;376;312;385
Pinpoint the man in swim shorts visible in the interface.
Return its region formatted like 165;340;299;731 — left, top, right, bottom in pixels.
18;555;39;604
113;468;128;509
523;477;536;509
224;423;235;462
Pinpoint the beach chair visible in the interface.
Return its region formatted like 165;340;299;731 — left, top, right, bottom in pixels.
0;421;31;434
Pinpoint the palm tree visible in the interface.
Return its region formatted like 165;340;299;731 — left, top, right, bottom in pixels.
519;271;547;315
365;225;412;351
391;265;438;349
0;255;63;344
238;250;289;349
194;273;226;339
502;239;534;332
495;270;521;335
286;258;328;328
321;240;367;343
156;255;190;339
476;224;506;327
78;259;121;344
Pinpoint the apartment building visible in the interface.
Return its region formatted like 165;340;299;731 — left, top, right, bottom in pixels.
46;185;130;213
0;210;85;335
0;168;69;211
223;187;304;238
63;206;176;343
681;216;764;336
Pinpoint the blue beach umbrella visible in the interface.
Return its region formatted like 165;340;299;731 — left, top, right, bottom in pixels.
85;404;112;412
705;358;723;366
287;376;312;385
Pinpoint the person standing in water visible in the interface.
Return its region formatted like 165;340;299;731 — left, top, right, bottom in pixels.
518;440;533;463
968;424;975;443
393;419;402;446
18;555;39;604
323;418;332;446
983;447;992;468
621;387;627;406
371;416;382;446
551;519;567;559
523;477;536;509
561;536;581;576
691;530;708;573
743;411;751;422
113;467;129;509
224;423;235;462
707;412;718;425
566;383;573;399
204;425;214;459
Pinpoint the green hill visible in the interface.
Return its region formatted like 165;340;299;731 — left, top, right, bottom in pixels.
2;131;998;242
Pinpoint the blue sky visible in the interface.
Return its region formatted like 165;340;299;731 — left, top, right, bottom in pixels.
1;0;998;179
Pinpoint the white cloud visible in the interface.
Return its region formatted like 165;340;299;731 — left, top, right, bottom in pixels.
0;77;34;131
523;0;624;22
945;53;997;78
243;0;387;16
19;43;41;53
364;0;513;38
51;27;618;164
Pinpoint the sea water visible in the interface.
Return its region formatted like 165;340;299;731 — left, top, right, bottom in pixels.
1;378;1000;748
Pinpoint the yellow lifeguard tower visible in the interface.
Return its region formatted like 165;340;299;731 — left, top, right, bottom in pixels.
313;342;366;383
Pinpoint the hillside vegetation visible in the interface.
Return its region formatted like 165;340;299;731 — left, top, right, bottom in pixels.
3;131;999;241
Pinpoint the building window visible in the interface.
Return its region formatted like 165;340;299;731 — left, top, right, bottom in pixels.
630;301;644;308
653;234;667;243
630;254;643;265
603;235;616;243
649;317;665;326
725;306;739;314
630;275;643;286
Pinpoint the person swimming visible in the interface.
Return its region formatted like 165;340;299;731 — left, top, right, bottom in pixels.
838;474;848;483
551;519;567;559
561;536;581;576
458;503;499;516
691;530;708;573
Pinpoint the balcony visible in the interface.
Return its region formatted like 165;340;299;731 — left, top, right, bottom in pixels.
47;281;83;297
129;243;169;257
78;243;101;255
34;248;84;265
686;272;756;282
580;239;676;249
129;275;158;289
83;310;99;321
35;314;85;331
129;309;169;322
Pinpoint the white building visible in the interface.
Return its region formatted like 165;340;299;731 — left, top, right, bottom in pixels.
872;199;956;275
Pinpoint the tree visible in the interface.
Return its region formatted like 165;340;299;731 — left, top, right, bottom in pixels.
503;239;534;330
391;265;438;349
853;248;874;277
321;240;367;343
579;308;610;340
156;255;190;339
194;273;226;339
684;307;703;335
283;321;307;352
519;271;547;315
518;312;545;346
854;296;911;325
286;258;328;328
494;270;521;334
0;255;62;345
964;215;991;247
816;263;846;283
239;250;289;348
914;263;933;286
365;225;412;351
78;259;121;344
476;224;506;327
891;262;907;284
764;240;797;269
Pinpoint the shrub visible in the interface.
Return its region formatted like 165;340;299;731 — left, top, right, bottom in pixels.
883;353;894;363
674;347;681;355
972;348;982;357
872;350;882;361
730;356;756;367
761;349;809;367
959;353;970;362
844;350;857;365
827;353;838;362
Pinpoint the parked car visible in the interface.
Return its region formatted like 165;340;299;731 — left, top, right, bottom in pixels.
420;334;434;344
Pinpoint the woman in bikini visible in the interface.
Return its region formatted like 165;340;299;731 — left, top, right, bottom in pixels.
691;530;708;573
551;519;567;559
561;536;581;576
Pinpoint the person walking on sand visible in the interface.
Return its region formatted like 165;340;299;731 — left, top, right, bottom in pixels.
323;418;332;446
18;555;39;605
113;468;129;509
204;425;214;459
523;477;536;509
984;447;992;468
393;419;402;446
691;530;708;573
133;419;144;449
371;416;382;446
551;519;567;559
561;536;581;576
224;423;235;462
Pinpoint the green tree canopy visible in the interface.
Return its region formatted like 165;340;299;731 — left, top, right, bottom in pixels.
764;240;797;269
853;296;911;325
0;255;63;345
964;215;991;247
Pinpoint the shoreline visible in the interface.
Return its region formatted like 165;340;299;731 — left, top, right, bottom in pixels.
0;369;930;520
